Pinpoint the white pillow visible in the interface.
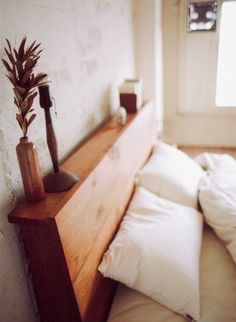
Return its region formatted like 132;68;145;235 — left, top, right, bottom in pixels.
199;160;236;264
136;141;205;209
99;187;203;321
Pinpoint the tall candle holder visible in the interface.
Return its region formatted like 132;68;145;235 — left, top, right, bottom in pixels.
38;84;79;192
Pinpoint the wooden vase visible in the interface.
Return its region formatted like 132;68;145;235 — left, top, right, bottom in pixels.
16;137;45;201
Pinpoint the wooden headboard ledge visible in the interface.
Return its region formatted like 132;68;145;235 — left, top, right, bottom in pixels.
8;100;156;322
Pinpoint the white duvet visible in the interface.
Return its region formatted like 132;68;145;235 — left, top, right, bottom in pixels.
109;225;236;322
108;151;236;322
198;154;236;264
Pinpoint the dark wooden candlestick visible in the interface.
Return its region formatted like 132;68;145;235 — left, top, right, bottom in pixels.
38;84;79;192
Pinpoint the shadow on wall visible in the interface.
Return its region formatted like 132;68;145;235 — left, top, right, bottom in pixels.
86;85;112;130
61;83;116;163
0;130;18;210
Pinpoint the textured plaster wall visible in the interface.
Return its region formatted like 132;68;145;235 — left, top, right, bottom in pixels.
0;0;135;320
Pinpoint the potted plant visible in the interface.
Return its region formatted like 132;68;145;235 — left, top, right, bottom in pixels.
2;37;47;201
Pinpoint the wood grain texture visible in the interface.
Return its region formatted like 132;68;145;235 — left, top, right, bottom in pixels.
21;221;81;322
16;137;45;201
8;101;156;322
45;110;59;173
9;116;135;224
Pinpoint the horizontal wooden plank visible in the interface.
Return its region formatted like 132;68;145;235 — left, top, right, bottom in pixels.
8;101;157;322
8;114;136;224
55;101;156;318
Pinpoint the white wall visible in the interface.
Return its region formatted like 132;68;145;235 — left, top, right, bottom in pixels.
133;0;163;131
162;0;236;147
0;1;135;320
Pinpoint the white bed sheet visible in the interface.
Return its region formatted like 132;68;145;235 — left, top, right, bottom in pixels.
108;225;236;322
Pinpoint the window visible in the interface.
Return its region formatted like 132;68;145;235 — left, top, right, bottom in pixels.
215;0;236;107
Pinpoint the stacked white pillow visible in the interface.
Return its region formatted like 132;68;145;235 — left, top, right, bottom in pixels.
199;158;236;264
99;187;203;321
136;142;205;209
99;142;205;320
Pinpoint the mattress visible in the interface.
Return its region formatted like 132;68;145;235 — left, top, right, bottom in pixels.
108;225;236;322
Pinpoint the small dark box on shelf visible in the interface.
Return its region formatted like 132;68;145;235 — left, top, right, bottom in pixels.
119;79;143;114
120;93;138;114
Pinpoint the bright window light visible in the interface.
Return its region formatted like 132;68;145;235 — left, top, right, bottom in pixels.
215;0;236;107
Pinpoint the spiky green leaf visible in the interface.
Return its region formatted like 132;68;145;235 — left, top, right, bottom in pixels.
5;39;12;53
31;43;41;55
20;100;28;115
2;58;11;72
18;37;26;60
27;92;37;107
21;70;32;86
14;97;19;107
16;113;24;127
34;73;47;86
15;85;26;95
4;47;15;66
13;87;22;104
13;48;20;61
27;113;36;127
6;74;16;87
24;58;35;71
21;119;27;137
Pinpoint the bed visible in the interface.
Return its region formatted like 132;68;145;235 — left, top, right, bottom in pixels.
108;224;236;322
99;139;236;322
8;101;236;322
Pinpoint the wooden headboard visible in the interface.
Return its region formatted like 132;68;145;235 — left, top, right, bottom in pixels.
8;101;156;322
